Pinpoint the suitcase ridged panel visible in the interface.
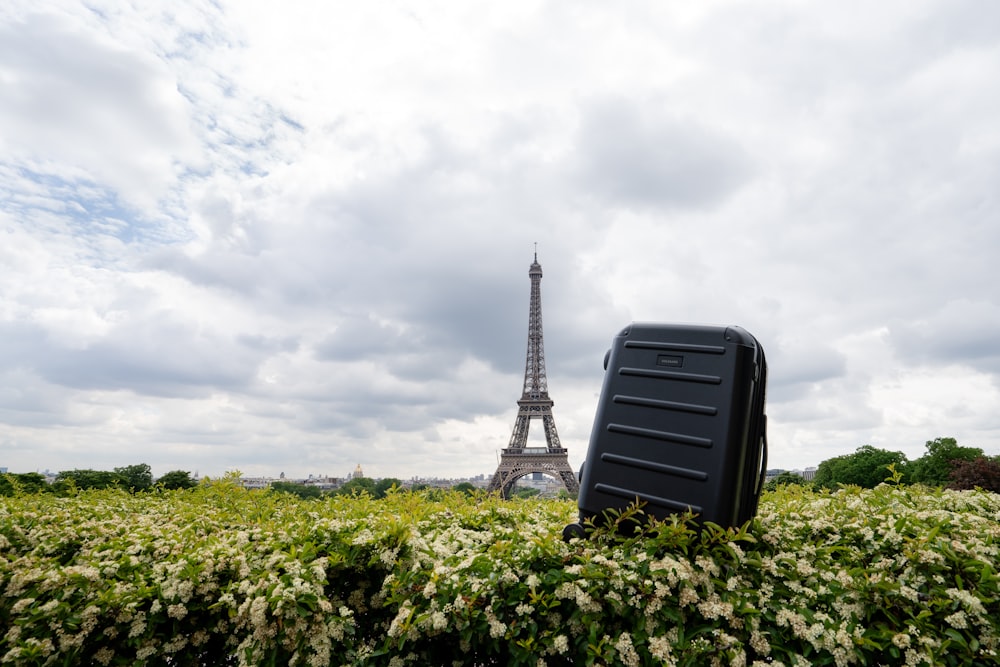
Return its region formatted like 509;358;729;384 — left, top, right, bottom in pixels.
624;340;726;355
611;394;718;416
619;367;723;384
599;452;708;481
606;423;713;448
594;483;704;513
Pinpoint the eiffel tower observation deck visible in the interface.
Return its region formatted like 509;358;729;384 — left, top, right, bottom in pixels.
487;251;580;498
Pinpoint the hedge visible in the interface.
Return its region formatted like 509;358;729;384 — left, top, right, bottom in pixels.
1;477;998;666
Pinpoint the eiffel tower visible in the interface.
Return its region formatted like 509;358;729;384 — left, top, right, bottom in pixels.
487;250;580;498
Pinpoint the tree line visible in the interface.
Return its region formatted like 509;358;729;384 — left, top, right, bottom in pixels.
269;476;406;500
769;437;1000;492
5;435;996;499
0;467;475;500
0;464;196;497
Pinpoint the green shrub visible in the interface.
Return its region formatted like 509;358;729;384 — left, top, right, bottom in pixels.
1;481;998;665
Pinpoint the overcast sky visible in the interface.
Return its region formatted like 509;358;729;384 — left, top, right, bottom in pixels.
2;1;998;481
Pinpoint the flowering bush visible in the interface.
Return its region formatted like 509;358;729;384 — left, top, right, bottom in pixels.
1;477;998;666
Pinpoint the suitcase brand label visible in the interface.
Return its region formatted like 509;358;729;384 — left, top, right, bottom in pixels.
656;354;684;368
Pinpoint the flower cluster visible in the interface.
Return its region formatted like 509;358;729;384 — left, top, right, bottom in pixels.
1;479;998;665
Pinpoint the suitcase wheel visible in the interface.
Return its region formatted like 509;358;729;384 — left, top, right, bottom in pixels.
562;522;586;542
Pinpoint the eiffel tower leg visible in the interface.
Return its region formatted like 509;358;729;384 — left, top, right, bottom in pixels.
487;469;505;495
508;413;530;450
487;463;520;498
541;414;562;450
558;467;580;495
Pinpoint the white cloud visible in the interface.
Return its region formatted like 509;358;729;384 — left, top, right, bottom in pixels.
0;13;197;209
1;0;999;480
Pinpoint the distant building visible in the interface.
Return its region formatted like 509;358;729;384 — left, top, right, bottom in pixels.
352;464;364;479
302;476;341;490
240;476;274;490
764;468;818;483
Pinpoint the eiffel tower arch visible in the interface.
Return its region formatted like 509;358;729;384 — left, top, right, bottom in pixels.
487;251;580;498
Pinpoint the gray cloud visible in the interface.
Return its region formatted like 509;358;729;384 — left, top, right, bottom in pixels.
573;98;752;209
889;299;1000;375
2;1;999;478
766;342;849;404
9;320;260;398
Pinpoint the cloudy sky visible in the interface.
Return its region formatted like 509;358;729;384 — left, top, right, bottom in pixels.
2;0;998;482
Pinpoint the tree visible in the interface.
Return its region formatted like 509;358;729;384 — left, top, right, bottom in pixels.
0;472;50;496
451;482;477;496
334;477;376;497
909;437;984;487
947;456;1000;493
53;464;153;493
813;445;909;489
270;481;323;499
55;469;122;491
157;470;197;490
115;464;153;492
374;478;403;498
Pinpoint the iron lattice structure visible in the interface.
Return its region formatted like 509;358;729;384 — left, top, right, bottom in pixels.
487;253;580;498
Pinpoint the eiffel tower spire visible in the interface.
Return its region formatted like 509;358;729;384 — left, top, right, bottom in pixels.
487;250;580;498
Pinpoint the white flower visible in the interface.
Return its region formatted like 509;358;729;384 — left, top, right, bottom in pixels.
488;618;507;638
697;594;733;621
944;611;968;629
678;587;698;607
947;588;986;614
431;611;448;630
39;599;60;614
648;635;674;662
614;632;640;667
167;604;187;620
750;630;770;656
10;598;35;614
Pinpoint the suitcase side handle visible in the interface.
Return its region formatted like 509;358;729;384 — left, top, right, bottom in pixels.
749;340;768;517
756;415;768;496
740;338;768;521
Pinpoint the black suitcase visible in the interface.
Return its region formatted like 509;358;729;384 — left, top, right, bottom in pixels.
565;323;767;537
